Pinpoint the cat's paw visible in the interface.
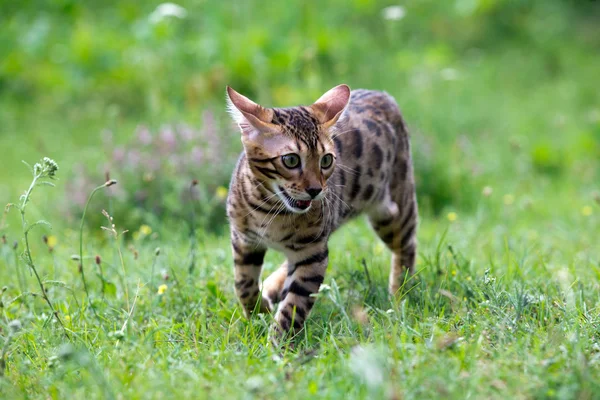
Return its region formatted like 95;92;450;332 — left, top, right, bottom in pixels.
268;323;295;350
242;296;273;317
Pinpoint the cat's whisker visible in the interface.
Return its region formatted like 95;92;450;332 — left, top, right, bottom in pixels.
326;188;351;211
335;163;360;176
330;127;355;140
243;191;282;219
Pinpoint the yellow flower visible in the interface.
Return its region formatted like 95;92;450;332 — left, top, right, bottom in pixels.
139;224;152;236
216;186;228;201
46;235;58;248
64;315;71;323
581;206;593;217
447;212;458;222
451;270;457;276
157;284;168;295
503;194;515;205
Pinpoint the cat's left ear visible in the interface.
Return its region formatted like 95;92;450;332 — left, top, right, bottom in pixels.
311;84;351;129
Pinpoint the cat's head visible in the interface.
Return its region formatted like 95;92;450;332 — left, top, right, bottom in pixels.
226;85;350;214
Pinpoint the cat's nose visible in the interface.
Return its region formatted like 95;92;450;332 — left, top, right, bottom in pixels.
306;187;322;199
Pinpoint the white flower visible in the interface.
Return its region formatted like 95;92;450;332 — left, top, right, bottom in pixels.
382;6;406;21
318;284;331;293
149;3;187;24
348;346;385;389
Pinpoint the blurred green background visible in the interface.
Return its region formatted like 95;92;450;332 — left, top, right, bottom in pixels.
1;2;600;397
1;0;599;233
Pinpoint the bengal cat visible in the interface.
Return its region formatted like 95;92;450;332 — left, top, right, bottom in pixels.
225;84;418;343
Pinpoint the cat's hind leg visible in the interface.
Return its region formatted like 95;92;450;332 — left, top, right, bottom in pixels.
368;191;417;295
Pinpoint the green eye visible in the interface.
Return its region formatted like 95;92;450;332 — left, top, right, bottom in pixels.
281;154;300;169
320;154;334;169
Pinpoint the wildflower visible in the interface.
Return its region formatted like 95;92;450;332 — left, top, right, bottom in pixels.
216;186;228;201
64;315;71;323
149;3;188;24
136;125;153;145
503;194;515;205
36;157;59;178
157;284;168;295
46;235;58;249
447;212;458;222
318;284;331;293
581;206;593;217
381;5;405;21
95;255;101;265
451;270;457;276
139;225;152;236
482;186;493;197
374;242;385;255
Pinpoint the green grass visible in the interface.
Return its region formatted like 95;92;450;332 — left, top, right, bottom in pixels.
1;0;600;398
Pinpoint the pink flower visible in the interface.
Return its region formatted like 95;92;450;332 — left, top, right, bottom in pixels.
136;125;153;145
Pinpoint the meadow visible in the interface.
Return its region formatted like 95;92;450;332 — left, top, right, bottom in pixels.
1;1;600;398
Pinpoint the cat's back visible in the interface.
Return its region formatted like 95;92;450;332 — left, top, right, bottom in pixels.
346;89;405;126
334;89;408;165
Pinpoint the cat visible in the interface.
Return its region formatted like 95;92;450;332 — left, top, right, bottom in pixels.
225;84;417;342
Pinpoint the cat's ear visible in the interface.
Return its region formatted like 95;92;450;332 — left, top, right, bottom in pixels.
311;84;351;129
226;86;279;136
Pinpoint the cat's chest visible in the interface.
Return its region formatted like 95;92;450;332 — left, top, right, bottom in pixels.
249;212;324;252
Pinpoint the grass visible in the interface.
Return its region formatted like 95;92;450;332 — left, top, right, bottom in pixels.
1;0;600;398
1;185;598;398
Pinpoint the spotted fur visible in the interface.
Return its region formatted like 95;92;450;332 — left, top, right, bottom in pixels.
225;85;418;342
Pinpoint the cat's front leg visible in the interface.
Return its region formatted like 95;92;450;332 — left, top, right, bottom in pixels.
231;233;269;316
272;245;329;342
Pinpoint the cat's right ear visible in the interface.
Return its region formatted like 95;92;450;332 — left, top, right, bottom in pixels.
226;87;279;137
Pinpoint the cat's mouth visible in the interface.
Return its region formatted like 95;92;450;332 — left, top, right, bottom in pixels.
278;186;312;212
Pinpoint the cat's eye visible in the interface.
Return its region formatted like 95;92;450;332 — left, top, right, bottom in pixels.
281;154;301;169
320;154;334;169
